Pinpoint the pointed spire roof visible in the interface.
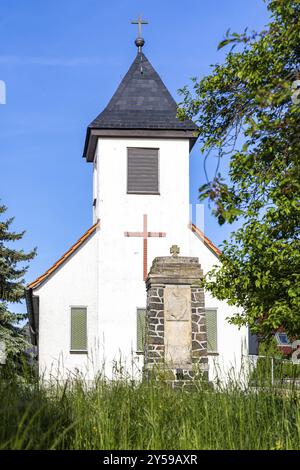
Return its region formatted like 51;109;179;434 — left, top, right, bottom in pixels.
89;52;196;131
83;52;197;161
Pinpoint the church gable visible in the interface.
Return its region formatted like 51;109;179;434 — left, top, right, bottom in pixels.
28;220;219;291
26;221;98;354
26;220;221;290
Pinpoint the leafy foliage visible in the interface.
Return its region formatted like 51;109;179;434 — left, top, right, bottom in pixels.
0;204;36;361
178;0;300;339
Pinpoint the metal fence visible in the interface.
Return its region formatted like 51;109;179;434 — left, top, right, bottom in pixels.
246;354;300;387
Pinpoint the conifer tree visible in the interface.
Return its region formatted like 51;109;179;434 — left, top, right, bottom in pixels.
0;204;36;360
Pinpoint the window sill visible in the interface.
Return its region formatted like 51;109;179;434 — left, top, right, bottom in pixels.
207;352;219;356
136;351;145;355
70;350;88;355
127;192;160;196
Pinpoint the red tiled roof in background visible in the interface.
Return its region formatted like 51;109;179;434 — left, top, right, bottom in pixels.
189;223;221;257
28;220;99;290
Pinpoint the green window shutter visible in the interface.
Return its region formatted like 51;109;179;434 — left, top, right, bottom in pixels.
71;308;87;351
137;308;146;353
206;309;218;353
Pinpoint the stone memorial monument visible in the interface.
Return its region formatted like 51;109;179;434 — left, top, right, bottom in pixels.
145;246;208;385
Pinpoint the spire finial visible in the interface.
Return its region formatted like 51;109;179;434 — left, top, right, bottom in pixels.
131;14;148;52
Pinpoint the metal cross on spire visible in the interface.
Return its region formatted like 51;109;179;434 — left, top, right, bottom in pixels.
131;14;148;38
131;14;148;52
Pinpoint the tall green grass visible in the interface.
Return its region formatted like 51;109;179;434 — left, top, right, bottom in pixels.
0;371;299;450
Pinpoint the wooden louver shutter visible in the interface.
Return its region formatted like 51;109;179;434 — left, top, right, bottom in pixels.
137;308;146;353
127;148;159;194
71;308;87;351
206;309;218;353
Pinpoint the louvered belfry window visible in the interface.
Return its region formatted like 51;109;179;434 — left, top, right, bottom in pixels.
136;308;146;353
70;307;87;352
127;148;159;194
206;309;218;353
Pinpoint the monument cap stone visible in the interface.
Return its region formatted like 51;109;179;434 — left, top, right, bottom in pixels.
146;254;203;288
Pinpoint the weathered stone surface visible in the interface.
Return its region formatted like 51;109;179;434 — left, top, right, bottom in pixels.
165;325;192;366
149;335;164;345
148;317;160;324
165;285;191;321
195;333;207;342
149;297;162;303
192;314;200;323
148;302;164;310
155;310;164;318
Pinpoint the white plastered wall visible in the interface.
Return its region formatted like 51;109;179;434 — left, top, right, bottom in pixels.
34;232;99;381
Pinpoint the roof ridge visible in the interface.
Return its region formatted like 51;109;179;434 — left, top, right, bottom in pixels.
27;220;99;290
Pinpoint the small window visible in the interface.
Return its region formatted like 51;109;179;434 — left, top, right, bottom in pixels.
136;308;146;353
206;309;218;353
127;148;159;194
275;332;290;346
70;307;87;352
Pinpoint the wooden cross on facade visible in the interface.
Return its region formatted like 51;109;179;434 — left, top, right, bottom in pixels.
125;214;166;281
131;14;148;38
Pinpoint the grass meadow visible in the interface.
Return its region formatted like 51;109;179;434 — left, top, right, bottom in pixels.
0;367;299;450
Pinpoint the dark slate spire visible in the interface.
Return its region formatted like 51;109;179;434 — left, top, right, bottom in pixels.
83;52;197;161
89;52;196;131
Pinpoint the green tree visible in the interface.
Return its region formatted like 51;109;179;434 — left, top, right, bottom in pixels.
178;0;300;339
0;204;36;361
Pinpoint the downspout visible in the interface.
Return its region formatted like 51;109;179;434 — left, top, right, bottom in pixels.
25;287;38;348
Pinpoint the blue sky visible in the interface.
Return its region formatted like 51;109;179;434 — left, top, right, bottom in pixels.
0;0;270;311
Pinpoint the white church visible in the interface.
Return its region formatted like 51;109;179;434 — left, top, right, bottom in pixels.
26;25;252;384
